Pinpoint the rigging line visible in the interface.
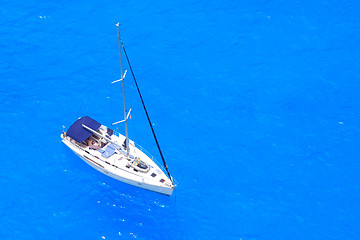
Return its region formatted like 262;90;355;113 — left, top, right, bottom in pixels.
120;40;173;182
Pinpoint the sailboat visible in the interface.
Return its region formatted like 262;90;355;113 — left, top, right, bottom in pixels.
60;24;176;196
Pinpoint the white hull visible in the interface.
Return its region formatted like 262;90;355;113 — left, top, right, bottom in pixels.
61;133;174;196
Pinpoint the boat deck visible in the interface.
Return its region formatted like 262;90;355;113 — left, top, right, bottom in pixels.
62;131;174;195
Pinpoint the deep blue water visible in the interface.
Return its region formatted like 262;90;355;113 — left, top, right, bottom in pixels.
1;0;360;239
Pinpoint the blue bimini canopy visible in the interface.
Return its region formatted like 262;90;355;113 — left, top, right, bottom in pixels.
66;116;101;143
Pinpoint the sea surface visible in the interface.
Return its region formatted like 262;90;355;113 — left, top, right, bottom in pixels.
1;0;360;239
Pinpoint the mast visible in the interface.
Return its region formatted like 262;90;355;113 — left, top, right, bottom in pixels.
115;23;130;158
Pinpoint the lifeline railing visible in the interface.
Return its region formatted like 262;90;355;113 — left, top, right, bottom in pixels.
113;130;177;186
66;134;177;186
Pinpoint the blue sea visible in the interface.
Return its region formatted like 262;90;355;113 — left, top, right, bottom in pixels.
1;0;360;239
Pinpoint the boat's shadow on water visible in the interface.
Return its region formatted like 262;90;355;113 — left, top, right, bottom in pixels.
93;178;180;239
